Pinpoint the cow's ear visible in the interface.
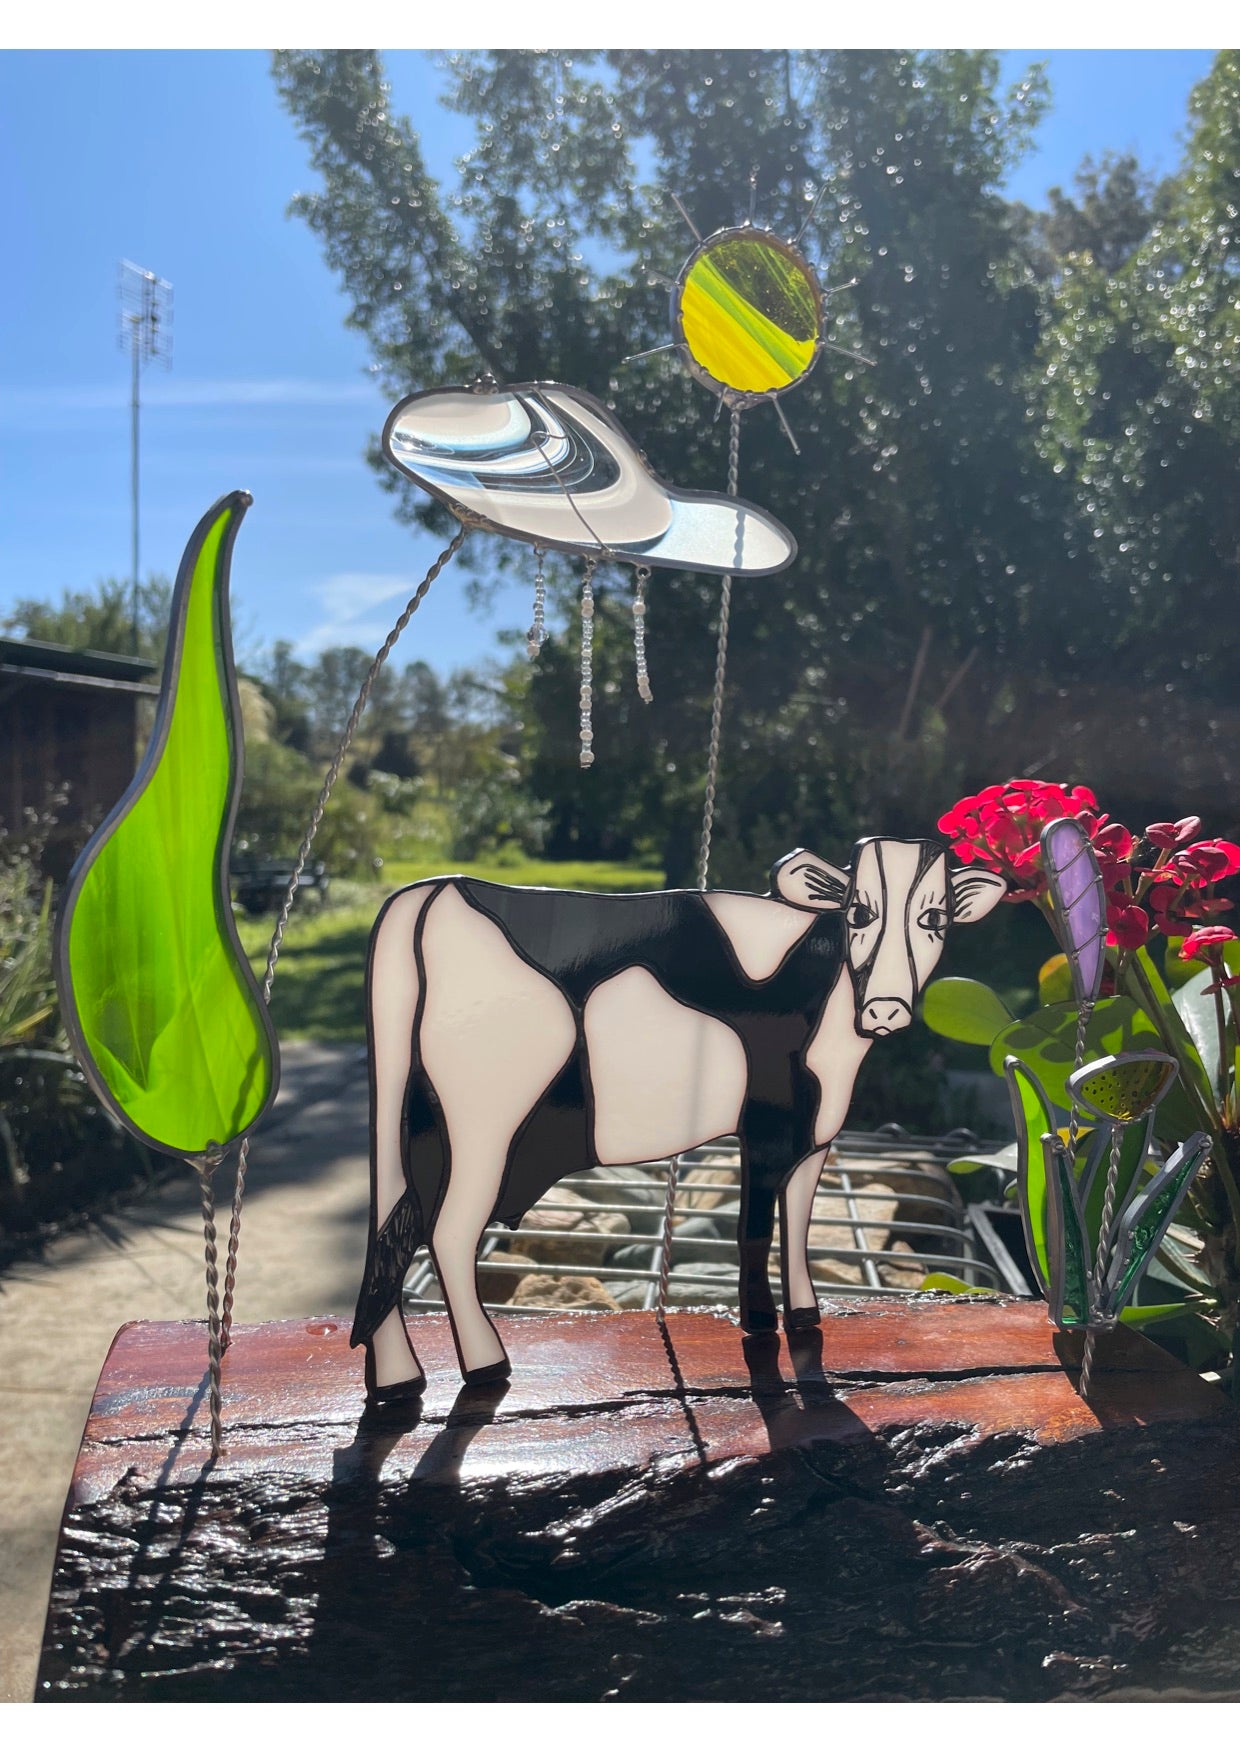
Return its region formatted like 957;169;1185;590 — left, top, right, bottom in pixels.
770;849;850;912
949;866;1008;924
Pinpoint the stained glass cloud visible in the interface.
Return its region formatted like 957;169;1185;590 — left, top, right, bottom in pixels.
383;382;797;576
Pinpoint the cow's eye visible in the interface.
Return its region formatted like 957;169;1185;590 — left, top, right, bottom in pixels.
847;901;877;930
918;906;948;935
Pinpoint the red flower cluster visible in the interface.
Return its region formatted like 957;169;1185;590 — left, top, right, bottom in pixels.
937;781;1101;897
1180;926;1240;994
938;780;1240;952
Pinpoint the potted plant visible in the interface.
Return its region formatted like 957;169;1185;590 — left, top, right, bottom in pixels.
923;779;1240;1387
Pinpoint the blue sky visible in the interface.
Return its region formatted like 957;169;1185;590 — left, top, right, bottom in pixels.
0;49;1220;675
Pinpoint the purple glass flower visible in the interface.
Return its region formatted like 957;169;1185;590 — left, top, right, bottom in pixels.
1041;816;1107;1012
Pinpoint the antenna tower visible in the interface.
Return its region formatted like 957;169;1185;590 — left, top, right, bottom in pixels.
118;261;173;653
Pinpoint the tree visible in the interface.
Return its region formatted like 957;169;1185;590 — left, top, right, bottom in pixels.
3;576;172;667
1028;53;1240;833
1011;151;1171;279
274;50;1240;879
275;50;1078;882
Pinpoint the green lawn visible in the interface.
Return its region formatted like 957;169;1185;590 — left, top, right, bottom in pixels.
237;856;664;1042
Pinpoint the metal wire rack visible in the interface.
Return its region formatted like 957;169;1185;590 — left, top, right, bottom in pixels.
403;1125;1019;1318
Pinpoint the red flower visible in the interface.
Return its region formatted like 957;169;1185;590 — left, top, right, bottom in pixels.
1171;840;1240;885
1149;878;1234;938
1146;817;1203;849
1107;904;1150;951
937;785;1238;957
938;779;1124;910
938;779;1111;901
1181;926;1239;960
1091;821;1135;860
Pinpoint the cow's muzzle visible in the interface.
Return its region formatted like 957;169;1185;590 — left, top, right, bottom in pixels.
859;997;914;1037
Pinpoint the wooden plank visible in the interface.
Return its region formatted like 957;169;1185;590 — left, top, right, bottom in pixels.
38;1303;1240;1702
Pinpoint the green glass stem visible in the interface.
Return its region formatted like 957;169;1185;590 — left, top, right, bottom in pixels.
1122;951;1240;1271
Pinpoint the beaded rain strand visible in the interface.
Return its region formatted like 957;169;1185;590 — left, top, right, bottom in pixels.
527;546;547;661
579;555;597;768
632;565;653;703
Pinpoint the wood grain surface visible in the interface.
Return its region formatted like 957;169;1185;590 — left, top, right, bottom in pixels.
37;1302;1240;1701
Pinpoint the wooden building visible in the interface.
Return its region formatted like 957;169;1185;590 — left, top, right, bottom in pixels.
0;637;158;878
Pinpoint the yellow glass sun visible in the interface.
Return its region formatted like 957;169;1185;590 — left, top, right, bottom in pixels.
621;183;870;452
676;229;821;398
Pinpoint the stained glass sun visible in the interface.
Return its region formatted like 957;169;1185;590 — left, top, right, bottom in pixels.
674;227;822;404
624;185;870;451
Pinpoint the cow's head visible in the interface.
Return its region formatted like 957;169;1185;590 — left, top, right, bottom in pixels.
770;839;1007;1037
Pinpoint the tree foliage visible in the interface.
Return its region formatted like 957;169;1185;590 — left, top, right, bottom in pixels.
3;575;173;667
274;51;1240;881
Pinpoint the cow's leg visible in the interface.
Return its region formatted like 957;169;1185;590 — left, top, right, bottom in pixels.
778;1147;830;1330
736;1130;783;1333
359;883;441;1399
420;887;577;1382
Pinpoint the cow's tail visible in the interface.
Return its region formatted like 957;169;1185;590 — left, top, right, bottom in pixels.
350;1189;424;1347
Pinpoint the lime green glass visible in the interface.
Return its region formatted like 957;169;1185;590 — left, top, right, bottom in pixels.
675;229;821;400
1050;1142;1091;1327
56;492;278;1157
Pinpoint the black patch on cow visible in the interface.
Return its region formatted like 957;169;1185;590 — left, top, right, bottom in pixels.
456;880;848;1218
493;1051;591;1229
459;880;842;1020
351;1188;423;1346
402;1056;448;1248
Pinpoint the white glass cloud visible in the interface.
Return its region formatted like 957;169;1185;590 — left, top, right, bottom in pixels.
383;382;796;577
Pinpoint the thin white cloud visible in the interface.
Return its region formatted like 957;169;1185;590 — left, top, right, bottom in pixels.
293;572;425;658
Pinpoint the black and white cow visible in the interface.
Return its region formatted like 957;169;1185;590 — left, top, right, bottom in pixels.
352;839;1007;1397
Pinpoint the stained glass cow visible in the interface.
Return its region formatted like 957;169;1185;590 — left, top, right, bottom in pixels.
352;840;1007;1398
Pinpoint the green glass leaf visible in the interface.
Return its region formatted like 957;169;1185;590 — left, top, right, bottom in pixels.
1104;1133;1211;1315
56;493;278;1158
1080;1113;1154;1259
921;976;1014;1045
1045;1135;1092;1328
1003;1055;1055;1295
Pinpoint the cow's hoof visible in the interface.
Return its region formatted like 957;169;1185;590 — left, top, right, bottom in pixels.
365;1371;426;1406
739;1309;778;1334
784;1306;822;1332
463;1357;512;1387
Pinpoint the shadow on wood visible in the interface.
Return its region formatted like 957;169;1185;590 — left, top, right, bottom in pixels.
36;1302;1240;1701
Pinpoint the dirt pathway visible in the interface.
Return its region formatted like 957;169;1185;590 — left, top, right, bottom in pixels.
0;1042;369;1702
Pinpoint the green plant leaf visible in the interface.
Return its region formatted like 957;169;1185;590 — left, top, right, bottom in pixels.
990;998;1200;1141
946;1142;1019;1178
1173;968;1229;1098
1135;944;1173;1005
919;1272;1000;1297
56;493;279;1158
921;977;1014;1045
1118;1302;1195;1327
1122;953;1216;1125
1121;1303;1224;1371
1038;953;1073;1007
1154;1227;1213;1294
